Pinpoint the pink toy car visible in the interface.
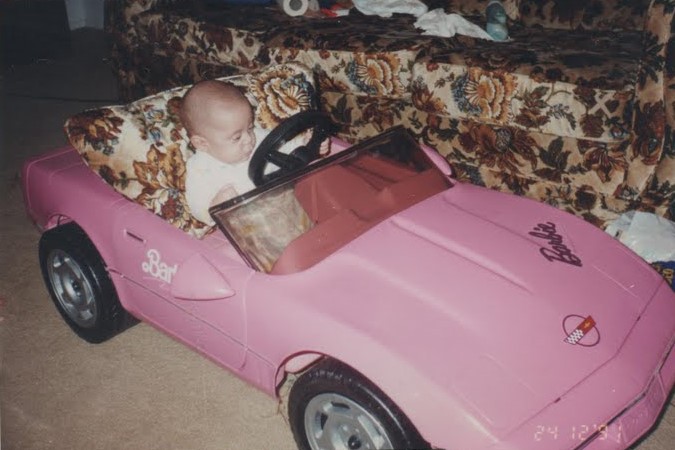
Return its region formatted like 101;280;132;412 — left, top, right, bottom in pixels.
21;119;675;450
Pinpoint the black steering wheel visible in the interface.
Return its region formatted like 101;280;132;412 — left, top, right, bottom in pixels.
248;111;336;187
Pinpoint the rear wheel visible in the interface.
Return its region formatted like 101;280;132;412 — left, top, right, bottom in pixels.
39;222;135;343
289;360;428;450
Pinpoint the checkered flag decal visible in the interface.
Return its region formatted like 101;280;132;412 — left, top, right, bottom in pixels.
565;316;596;345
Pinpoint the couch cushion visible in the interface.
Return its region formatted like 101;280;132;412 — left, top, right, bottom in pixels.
264;10;447;99
134;7;270;70
64;63;318;238
271;47;419;99
409;108;636;203
116;50;247;99
518;0;651;31
412;26;642;142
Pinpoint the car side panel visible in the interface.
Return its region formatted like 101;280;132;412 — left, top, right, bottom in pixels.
22;147;252;371
110;203;251;370
21;147;131;272
243;261;499;450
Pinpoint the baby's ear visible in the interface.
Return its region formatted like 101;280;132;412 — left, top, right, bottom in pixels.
189;134;209;151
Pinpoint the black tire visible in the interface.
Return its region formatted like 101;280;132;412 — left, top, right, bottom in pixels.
38;222;136;343
288;359;429;450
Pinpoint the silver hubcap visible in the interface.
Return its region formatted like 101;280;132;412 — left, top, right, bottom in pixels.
304;393;393;450
47;249;97;328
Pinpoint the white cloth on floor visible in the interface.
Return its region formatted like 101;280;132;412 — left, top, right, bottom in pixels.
414;9;494;40
352;0;428;18
605;211;675;263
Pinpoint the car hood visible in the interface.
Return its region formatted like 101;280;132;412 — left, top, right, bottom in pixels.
335;183;662;433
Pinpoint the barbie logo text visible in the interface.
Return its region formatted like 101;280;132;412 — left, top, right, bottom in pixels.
142;249;178;283
529;222;582;267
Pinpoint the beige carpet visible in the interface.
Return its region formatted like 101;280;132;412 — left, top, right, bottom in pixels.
1;29;673;450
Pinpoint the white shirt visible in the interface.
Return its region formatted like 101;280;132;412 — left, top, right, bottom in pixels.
185;151;255;225
185;128;311;225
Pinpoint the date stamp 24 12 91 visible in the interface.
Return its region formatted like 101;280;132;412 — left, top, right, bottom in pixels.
533;423;623;445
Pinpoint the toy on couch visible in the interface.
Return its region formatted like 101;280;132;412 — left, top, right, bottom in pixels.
319;0;352;17
276;0;318;16
485;0;508;41
276;0;352;17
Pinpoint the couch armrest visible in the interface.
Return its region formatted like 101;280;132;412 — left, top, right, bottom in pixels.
104;0;197;100
624;1;674;218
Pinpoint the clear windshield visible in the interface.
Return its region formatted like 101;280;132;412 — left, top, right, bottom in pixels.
211;127;451;273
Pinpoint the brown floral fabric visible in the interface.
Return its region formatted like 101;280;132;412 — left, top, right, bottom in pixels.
135;11;269;70
412;26;642;142
401;112;634;227
103;0;675;229
272;47;418;99
518;0;652;31
264;10;440;98
65;63;318;238
323;91;639;227
249;63;319;129
320;92;416;140
104;0;197;99
423;25;643;90
625;0;675;218
113;48;247;101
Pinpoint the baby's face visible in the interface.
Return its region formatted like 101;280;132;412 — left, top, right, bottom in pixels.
198;99;256;164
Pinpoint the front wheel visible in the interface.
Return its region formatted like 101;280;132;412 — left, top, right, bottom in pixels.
38;222;135;343
288;360;428;450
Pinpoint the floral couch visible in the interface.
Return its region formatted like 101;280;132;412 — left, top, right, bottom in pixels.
64;62;318;238
105;0;675;229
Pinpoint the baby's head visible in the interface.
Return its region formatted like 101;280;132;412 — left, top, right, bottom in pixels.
181;80;256;164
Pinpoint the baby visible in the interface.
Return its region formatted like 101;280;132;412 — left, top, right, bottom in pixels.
181;80;261;225
181;79;330;226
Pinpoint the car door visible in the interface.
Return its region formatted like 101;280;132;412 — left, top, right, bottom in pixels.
111;202;250;370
